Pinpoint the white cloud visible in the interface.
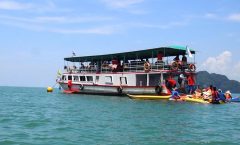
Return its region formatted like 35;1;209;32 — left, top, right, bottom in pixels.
233;62;240;74
0;14;116;34
204;13;218;19
35;16;113;23
201;51;240;81
127;20;188;29
0;15;113;24
0;12;188;34
228;13;240;22
0;1;70;13
0;17;117;35
102;0;144;8
0;0;33;10
50;26;116;35
187;12;240;23
202;51;231;73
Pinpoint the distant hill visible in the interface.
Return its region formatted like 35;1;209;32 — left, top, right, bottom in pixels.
196;71;240;93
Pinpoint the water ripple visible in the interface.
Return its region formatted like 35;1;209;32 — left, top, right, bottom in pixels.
0;86;240;145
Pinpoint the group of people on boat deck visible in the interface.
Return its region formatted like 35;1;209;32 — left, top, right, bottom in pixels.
173;55;188;65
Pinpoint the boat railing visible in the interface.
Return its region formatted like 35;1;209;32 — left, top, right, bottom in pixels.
64;61;196;73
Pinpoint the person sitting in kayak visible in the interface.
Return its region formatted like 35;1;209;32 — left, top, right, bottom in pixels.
218;89;226;103
204;85;213;97
225;90;232;102
202;89;211;101
207;85;213;91
211;87;220;104
169;88;181;100
193;89;202;99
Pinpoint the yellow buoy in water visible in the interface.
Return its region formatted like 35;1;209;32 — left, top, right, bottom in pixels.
47;87;53;92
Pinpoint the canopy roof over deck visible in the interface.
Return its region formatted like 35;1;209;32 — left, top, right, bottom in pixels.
64;45;195;62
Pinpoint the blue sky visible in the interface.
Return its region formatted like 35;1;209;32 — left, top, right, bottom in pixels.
0;0;240;87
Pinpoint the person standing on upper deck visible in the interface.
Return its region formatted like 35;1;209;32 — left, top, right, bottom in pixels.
173;55;180;62
157;52;163;62
182;55;187;66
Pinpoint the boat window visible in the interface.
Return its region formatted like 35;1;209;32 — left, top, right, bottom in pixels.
80;76;86;82
86;76;93;82
73;76;79;82
96;76;100;83
120;77;127;85
68;75;72;81
105;76;112;84
149;74;161;86
62;75;66;81
136;74;147;86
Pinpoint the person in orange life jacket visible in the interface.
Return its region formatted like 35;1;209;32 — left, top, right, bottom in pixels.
187;75;195;94
211;87;220;104
68;80;72;90
166;76;176;91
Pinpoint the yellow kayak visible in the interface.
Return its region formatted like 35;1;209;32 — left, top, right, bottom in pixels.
184;97;210;104
127;94;171;100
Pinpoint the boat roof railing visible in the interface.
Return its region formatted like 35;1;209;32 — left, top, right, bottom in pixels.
64;45;195;62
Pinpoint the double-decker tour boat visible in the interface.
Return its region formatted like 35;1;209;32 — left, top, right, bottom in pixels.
58;45;196;95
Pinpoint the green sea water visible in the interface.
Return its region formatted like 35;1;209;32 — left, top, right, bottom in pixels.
0;86;240;145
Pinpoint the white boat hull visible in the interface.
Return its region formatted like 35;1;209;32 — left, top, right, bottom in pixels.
59;83;156;95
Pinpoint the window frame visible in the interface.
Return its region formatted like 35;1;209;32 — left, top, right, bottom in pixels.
105;76;113;84
80;76;86;82
86;76;93;82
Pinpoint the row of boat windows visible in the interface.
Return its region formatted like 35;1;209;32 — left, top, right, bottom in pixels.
61;75;115;83
62;75;94;82
61;75;128;85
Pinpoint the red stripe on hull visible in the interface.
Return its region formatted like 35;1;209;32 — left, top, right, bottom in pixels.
59;82;155;88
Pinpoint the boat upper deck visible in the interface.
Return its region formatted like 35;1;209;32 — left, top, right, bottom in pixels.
63;45;196;74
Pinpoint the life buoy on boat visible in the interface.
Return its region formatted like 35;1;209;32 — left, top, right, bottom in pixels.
188;64;196;72
155;86;162;95
144;62;151;72
117;87;123;94
79;84;84;90
171;61;179;71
